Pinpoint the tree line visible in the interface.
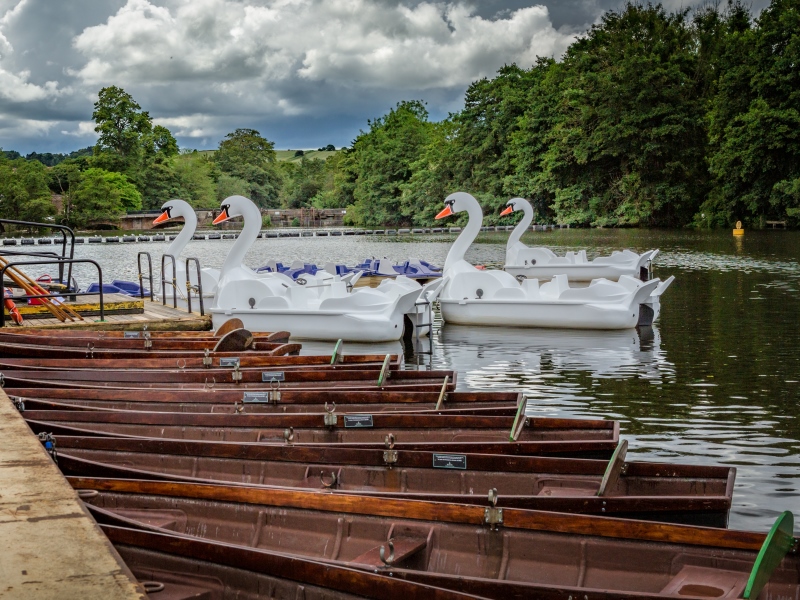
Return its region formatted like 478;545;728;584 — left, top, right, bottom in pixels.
1;0;798;230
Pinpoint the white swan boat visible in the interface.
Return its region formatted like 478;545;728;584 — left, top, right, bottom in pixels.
501;197;658;281
208;196;431;342
153;199;220;305
434;192;674;329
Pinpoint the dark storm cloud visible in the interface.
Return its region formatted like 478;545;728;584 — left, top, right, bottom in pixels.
0;0;771;154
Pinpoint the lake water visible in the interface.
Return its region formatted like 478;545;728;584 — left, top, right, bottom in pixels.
24;227;800;532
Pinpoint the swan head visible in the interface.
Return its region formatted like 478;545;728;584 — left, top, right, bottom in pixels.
213;195;254;225
435;192;478;219
153;198;192;225
500;197;531;217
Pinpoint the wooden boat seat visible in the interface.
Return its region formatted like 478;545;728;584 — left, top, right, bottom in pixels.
351;535;427;567
538;479;597;497
660;566;748;598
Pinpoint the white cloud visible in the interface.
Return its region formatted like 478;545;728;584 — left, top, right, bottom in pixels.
71;0;574;92
60;120;96;137
0;0;64;102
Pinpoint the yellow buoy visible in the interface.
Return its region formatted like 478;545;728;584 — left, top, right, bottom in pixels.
733;220;744;236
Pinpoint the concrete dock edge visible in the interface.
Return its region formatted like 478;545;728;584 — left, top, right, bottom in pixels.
0;388;145;599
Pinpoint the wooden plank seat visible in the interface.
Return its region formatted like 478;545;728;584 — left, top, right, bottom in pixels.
660;566;748;598
537;479;598;497
352;535;428;567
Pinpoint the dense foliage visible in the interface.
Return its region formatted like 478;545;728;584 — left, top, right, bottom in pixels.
2;0;798;230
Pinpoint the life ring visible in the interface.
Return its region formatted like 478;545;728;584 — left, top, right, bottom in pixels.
3;288;24;325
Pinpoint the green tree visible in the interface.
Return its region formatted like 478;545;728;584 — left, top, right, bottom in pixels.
174;151;217;208
279;158;327;208
345;101;434;227
521;4;709;226
214;128;281;207
91;86;181;209
69;168;141;228
705;0;800;225
0;156;54;228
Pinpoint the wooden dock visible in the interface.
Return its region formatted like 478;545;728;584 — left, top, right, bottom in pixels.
0;389;145;599
6;298;211;331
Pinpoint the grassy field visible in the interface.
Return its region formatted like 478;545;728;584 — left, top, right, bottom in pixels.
196;149;338;162
275;150;337;162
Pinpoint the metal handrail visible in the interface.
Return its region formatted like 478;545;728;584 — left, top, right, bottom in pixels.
161;253;178;308
185;257;205;316
0;219;76;286
137;252;154;301
0;258;103;327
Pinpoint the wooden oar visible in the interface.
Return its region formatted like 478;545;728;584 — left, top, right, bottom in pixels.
0;257;78;322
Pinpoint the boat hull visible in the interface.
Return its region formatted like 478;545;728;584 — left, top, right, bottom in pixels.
504;264;641;282
440;299;642;329
211;309;406;342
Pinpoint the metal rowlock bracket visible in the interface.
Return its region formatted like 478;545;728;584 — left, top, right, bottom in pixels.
176;358;187;370
204;377;216;391
203;348;212;368
143;331;152;350
320;470;338;489
324;402;338;427
383;433;398;467
379;540;395;566
231;363;242;384
0;373;4;388
12;397;24;412
484;488;503;529
86;342;94;359
269;377;282;403
284;427;294;444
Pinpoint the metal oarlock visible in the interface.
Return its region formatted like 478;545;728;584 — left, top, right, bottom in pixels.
324;402;338;427
320;471;338;489
484;488;503;530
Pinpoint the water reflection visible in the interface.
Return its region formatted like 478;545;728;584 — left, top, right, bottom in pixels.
438;324;672;380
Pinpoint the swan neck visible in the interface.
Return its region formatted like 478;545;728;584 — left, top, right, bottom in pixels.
507;202;533;250
164;210;197;259
221;203;262;276
444;201;483;272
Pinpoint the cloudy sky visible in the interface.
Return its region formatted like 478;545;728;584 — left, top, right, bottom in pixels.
0;0;767;154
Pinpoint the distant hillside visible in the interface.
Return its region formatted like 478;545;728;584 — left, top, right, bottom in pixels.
275;149;338;163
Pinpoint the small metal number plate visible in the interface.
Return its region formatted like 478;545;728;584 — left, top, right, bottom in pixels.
432;453;467;470
261;371;285;382
242;392;271;403
344;415;374;428
123;331;141;338
219;357;240;367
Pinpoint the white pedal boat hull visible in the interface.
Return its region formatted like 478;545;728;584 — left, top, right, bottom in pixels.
210;309;405;342
504;262;645;282
440;298;645;329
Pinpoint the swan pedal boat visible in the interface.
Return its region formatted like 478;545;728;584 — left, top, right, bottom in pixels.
502;197;659;281
56;436;734;525
75;477;800;600
209;196;440;341
435;193;674;329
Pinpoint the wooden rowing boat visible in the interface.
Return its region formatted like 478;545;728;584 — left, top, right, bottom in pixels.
74;478;800;600
0;366;453;386
0;326;289;343
24;409;618;456
54;435;735;526
9;386;518;414
0;352;403;370
1;368;453;392
105;524;481;600
0;340;302;359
